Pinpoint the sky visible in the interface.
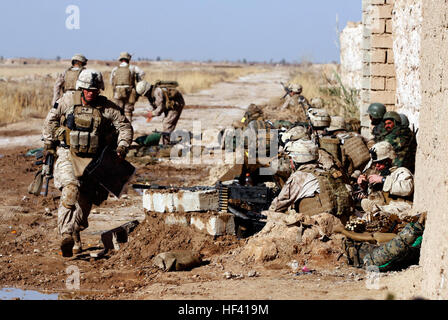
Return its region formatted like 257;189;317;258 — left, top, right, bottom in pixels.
0;0;361;63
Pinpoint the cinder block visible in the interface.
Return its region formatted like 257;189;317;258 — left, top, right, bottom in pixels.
371;63;396;77
190;212;235;236
371;49;387;63
387;49;395;64
371;0;386;4
386;77;396;91
371;19;386;34
371;34;393;48
143;189;219;213
370;90;396;104
371;77;386;90
164;213;189;226
376;5;393;19
385;19;393;33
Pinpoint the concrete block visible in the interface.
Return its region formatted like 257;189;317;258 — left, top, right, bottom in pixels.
371;63;396;77
385;19;393;33
371;77;386;90
386;77;396;91
190;212;235;236
371;19;386;34
371;34;394;48
371;49;387;63
371;0;386;4
164;213;189;226
376;5;393;19
143;189;219;213
370;90;396;104
387;49;395;64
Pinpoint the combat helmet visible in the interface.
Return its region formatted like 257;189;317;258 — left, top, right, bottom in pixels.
383;111;402;125
136;80;152;96
369;141;396;162
118;52;132;61
280;125;310;145
71;54;87;66
327;116;346;132
76;69;105;90
284;139;318;164
399;113;410;128
308;108;331;128
367;103;386;120
289;83;303;93
310;97;323;109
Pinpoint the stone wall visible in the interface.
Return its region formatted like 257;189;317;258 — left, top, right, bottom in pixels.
360;0;396;138
392;0;422;129
340;22;363;91
414;0;448;300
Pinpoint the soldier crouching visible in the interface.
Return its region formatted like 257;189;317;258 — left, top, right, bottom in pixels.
42;69;133;257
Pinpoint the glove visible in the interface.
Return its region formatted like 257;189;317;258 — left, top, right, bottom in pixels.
116;146;128;159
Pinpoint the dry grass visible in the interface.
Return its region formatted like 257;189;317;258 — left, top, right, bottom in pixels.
0;60;268;125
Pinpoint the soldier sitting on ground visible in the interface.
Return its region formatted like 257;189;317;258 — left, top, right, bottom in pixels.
269;139;352;219
366;102;388;148
319;116;370;177
382;111;417;173
52;54;88;107
355;141;414;220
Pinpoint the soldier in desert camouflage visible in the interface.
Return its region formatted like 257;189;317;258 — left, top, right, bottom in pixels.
42;69;133;257
52;54;88;107
136;80;185;145
110;52;145;123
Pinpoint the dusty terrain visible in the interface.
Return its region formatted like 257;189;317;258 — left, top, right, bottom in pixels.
0;66;423;300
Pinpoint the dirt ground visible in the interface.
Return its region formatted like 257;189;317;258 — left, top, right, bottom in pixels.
0;68;424;300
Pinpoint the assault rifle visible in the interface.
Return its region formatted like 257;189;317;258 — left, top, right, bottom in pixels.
280;82;292;99
28;149;55;197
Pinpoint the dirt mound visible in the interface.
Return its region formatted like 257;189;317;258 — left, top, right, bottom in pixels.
237;211;346;270
106;212;244;270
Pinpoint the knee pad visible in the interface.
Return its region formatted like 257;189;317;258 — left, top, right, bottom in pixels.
61;184;79;209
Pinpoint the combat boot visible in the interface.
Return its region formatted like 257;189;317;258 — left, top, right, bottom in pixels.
73;230;82;254
60;234;75;258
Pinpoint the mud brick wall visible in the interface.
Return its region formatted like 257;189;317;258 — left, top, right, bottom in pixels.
360;0;396;138
392;0;422;129
413;0;448;300
340;22;363;91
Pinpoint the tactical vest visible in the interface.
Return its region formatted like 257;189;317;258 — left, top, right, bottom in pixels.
319;137;340;162
297;167;353;217
150;81;181;110
59;91;104;156
64;67;84;91
113;66;133;87
341;135;370;169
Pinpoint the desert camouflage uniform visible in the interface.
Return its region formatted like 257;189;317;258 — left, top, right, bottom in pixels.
361;166;414;219
110;62;145;122
42;91;133;236
52;66;85;106
280;95;308;122
148;86;185;145
384;126;417;173
269;164;321;213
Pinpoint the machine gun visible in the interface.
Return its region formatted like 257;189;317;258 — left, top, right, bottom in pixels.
132;182;278;238
28;149;55;197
